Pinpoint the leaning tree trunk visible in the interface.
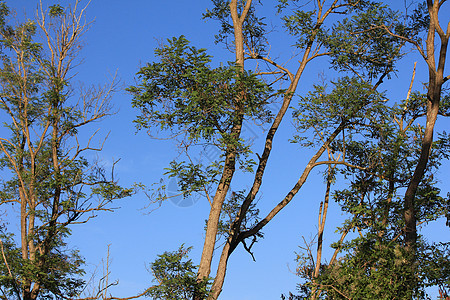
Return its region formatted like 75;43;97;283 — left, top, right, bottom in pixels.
402;0;449;288
195;1;250;299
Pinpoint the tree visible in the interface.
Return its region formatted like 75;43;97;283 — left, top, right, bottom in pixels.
292;74;449;298
388;0;450;265
130;0;409;299
146;245;211;300
289;1;450;297
0;2;132;299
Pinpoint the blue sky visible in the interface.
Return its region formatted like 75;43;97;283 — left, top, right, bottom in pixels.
5;1;450;299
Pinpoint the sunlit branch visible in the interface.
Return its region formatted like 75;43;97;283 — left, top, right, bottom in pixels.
249;54;294;81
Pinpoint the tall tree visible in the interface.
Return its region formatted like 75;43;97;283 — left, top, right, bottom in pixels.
289;1;450;298
130;0;410;299
0;2;131;299
372;0;450;290
389;0;449;259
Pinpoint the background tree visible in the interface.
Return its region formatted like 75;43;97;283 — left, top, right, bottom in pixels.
0;2;132;299
289;1;450;297
386;0;450;269
292;77;449;299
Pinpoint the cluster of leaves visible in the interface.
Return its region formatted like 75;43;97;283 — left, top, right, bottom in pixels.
130;35;273;142
0;226;86;300
325;2;406;78
147;245;211;300
294;236;449;300
309;238;418;299
129;35;273;203
203;0;268;54
292;76;386;147
277;0;406;79
163;160;221;200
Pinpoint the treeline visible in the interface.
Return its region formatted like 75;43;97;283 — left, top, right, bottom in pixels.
0;1;449;300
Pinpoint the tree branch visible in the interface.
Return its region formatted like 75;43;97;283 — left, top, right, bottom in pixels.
251;54;294;81
235;122;346;246
240;0;252;24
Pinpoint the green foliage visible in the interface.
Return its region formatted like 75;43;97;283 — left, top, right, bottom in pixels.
291;76;386;147
399;2;429;41
281;9;324;48
48;5;64;17
0;229;22;299
147;245;211;300
419;242;450;293
290;74;450;298
163;160;221;198
129;35;273;204
0;2;8;27
317;238;418;299
325;2;405;78
0;226;86;300
130;35;272;142
276;1;405;78
295;238;450;300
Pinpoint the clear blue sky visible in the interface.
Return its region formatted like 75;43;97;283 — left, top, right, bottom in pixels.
6;1;450;299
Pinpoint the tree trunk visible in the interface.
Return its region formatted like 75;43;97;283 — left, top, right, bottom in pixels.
403;0;449;288
197;147;239;281
196;2;251;297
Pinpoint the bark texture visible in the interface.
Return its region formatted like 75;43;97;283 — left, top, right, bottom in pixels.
403;0;449;253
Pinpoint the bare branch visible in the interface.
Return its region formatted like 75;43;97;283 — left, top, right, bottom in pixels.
250;54;294;81
379;24;427;62
312;160;366;170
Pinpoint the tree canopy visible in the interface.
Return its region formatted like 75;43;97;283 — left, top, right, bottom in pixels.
1;0;449;299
